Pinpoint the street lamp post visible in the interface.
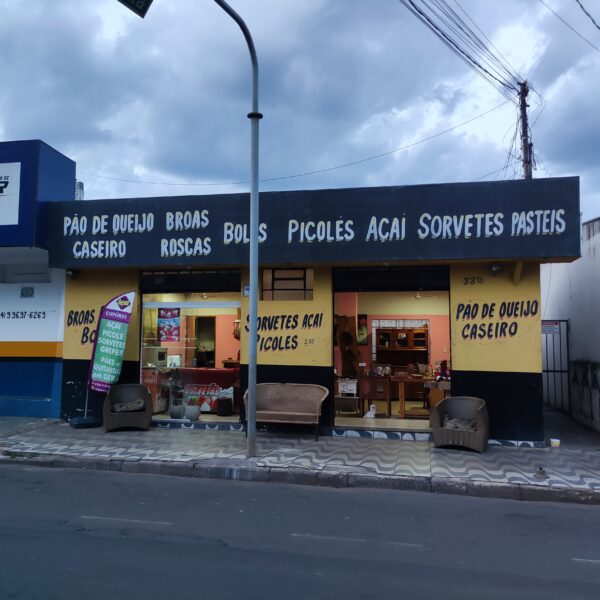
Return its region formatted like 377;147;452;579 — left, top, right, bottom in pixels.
116;0;261;457
212;0;262;458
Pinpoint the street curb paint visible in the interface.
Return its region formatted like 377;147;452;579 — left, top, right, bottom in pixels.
2;452;600;505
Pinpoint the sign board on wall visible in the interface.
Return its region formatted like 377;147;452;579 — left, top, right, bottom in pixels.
450;264;542;373
63;270;140;362
46;177;580;268
240;268;333;367
542;320;560;335
0;162;21;226
1;140;76;247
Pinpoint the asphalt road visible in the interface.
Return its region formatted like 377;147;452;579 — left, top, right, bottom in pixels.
1;465;599;600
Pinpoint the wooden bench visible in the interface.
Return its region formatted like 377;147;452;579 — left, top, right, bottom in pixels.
243;383;329;439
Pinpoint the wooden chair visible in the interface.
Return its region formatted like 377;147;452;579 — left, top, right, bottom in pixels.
358;376;391;417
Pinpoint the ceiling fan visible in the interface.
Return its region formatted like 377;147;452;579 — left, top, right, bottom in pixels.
200;291;224;300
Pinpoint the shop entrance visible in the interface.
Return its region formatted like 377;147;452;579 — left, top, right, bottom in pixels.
332;267;451;431
139;270;242;424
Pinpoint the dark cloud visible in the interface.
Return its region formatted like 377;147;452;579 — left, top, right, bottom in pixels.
0;0;598;220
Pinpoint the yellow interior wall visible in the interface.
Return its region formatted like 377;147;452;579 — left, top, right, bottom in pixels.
358;291;449;315
450;263;541;373
143;292;241;303
64;270;141;362
240;267;332;367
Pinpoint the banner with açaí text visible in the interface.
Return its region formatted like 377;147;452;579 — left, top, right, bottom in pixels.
88;291;136;392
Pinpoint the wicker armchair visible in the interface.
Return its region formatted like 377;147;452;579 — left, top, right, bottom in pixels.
103;384;153;432
430;395;489;453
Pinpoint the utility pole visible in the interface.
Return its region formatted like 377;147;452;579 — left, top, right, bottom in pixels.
519;81;533;179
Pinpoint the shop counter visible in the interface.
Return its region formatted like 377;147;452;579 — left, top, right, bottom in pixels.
158;367;240;413
169;367;240;389
143;367;240;413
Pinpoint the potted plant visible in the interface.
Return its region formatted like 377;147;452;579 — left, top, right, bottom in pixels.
184;395;202;421
169;385;186;419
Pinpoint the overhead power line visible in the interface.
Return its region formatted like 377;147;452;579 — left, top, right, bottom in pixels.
538;0;600;53
398;0;521;104
79;100;509;188
453;0;523;82
574;0;600;31
471;159;521;181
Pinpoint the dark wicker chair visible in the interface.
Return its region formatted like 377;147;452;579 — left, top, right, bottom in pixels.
430;395;489;453
103;384;153;432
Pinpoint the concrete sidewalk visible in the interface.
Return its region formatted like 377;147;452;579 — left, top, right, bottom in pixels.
1;412;599;504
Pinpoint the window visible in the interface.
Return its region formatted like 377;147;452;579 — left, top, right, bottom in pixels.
262;268;313;301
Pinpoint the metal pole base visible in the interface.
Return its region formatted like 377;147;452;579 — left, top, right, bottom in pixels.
69;416;102;429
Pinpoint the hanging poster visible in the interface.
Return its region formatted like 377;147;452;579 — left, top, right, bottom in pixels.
88;291;136;392
158;308;180;342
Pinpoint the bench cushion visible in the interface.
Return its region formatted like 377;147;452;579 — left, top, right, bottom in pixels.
112;399;145;413
256;410;317;424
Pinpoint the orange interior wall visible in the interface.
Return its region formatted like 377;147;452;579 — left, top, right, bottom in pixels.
215;315;240;368
360;314;450;369
161;315;239;368
333;292;451;374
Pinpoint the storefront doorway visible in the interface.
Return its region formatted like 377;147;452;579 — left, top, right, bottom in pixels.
139;270;243;424
333;266;451;432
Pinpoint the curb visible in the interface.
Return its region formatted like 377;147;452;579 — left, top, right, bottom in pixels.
0;419;60;440
1;452;600;505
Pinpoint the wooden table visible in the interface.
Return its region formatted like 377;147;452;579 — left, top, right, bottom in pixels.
391;376;435;418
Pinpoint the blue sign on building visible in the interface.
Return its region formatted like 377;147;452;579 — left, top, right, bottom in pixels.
0;140;75;247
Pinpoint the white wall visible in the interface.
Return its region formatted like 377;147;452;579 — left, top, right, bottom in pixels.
0;268;65;342
542;219;600;432
542;221;600;362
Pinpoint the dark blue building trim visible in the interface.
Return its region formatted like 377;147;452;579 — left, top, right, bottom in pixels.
0;358;62;418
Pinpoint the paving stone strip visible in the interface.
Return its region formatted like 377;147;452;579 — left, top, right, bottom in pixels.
1;420;600;505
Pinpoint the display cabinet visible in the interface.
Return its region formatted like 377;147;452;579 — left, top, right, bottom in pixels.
375;327;429;369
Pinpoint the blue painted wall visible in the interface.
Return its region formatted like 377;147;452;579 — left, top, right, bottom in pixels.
0;359;62;417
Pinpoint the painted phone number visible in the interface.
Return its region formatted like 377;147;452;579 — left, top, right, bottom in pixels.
0;311;47;319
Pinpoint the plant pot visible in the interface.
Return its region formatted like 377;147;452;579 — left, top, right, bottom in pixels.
185;404;201;421
169;404;186;419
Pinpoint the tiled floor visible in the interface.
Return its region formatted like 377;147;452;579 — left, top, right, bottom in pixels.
2;421;600;491
335;417;431;431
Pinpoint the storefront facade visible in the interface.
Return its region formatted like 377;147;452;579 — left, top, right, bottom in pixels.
41;176;580;442
0;140;75;417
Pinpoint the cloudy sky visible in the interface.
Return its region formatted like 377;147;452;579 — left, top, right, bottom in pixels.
0;0;598;220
